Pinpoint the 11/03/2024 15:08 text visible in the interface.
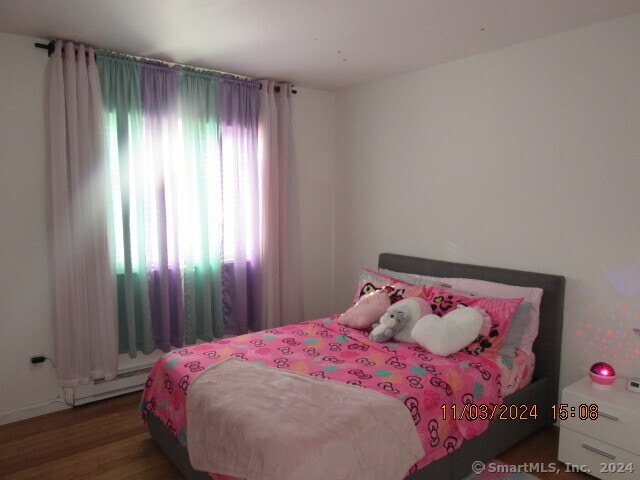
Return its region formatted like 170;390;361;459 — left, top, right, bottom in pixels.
441;403;600;421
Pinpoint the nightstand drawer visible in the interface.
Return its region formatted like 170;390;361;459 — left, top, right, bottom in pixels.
559;428;639;480
561;380;640;455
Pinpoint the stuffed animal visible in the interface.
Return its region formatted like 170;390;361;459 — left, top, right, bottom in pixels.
369;308;408;343
339;289;391;329
391;297;432;343
369;297;431;343
411;305;483;356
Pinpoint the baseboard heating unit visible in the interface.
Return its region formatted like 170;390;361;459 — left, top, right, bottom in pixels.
64;365;152;406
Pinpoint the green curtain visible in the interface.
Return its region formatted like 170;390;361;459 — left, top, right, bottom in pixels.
97;51;154;356
179;67;224;342
96;51;259;357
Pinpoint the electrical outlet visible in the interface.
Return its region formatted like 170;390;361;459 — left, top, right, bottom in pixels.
30;355;46;369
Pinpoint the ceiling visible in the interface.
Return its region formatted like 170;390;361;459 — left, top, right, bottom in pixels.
1;0;640;92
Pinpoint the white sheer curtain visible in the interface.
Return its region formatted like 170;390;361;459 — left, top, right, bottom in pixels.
258;81;304;328
47;41;118;387
46;43;302;380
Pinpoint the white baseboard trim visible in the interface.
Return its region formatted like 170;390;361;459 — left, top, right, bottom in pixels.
0;350;167;425
0;397;70;426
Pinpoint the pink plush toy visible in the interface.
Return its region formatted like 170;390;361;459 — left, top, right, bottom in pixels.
338;289;391;329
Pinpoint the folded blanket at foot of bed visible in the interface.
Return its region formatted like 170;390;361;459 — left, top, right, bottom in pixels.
186;357;425;480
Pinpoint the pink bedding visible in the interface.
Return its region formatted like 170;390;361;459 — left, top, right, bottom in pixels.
497;349;535;397
187;358;424;480
140;315;503;478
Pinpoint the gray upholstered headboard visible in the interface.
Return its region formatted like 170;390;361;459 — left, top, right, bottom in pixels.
378;253;566;408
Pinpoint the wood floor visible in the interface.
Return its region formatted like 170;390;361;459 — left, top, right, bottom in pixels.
0;392;594;480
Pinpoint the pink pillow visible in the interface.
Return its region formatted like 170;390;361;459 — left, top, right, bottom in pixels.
444;278;543;355
353;268;420;305
421;285;523;359
339;289;391;329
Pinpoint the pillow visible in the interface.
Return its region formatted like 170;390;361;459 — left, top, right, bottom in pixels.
421;284;523;358
354;267;449;305
411;306;483;356
443;278;542;355
361;269;542;355
402;275;537;357
420;282;532;357
474;306;493;337
353;268;418;305
378;268;450;287
338;289;391;329
497;301;532;357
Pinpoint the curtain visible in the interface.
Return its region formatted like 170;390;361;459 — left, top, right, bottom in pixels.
97;52;262;356
219;77;262;334
258;81;304;329
47;41;119;386
178;68;223;342
47;43;301;372
96;52;151;356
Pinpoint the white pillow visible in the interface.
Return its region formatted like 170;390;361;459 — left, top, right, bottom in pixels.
379;268;449;286
411;306;483;356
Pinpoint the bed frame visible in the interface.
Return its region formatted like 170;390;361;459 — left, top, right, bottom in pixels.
146;253;565;480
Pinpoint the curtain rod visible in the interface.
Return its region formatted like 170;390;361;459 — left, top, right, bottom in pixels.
34;41;296;94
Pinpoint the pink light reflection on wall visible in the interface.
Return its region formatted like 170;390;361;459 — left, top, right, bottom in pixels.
570;281;640;367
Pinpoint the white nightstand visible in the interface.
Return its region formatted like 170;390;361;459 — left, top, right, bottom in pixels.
558;376;640;480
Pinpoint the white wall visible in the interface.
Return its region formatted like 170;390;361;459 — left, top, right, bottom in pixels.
292;87;337;320
334;13;640;389
0;32;338;422
0;32;66;422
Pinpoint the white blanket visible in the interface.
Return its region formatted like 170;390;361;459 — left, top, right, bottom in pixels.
186;358;424;480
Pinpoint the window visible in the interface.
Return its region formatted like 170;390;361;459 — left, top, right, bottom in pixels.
98;53;261;354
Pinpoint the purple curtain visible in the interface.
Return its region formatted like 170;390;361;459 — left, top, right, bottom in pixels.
219;76;261;333
140;60;184;350
98;51;263;356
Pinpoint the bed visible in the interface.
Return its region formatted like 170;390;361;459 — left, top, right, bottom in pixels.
142;253;565;480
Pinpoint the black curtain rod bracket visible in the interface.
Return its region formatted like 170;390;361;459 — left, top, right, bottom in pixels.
35;41;55;56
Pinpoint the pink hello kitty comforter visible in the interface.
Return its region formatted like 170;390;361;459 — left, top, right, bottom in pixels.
140;316;502;478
